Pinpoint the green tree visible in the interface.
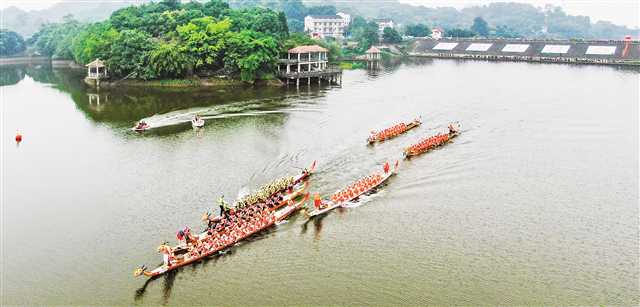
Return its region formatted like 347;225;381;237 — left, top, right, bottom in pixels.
227;7;289;40
346;15;367;37
202;0;230;18
494;25;520;38
404;24;431;37
176;17;232;69
382;27;402;43
306;6;337;16
287;19;304;33
283;32;317;50
148;41;191;78
72;22;119;64
545;6;590;38
224;30;279;81
0;30;26;56
445;28;475;38
30;15;82;58
471;16;489;36
108;29;156;79
356;21;379;51
280;0;306;21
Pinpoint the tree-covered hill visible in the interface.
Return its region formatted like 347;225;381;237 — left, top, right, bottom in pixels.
319;0;638;39
28;0;301;81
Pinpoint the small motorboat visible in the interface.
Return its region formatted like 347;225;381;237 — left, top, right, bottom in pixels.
192;116;205;128
132;121;150;132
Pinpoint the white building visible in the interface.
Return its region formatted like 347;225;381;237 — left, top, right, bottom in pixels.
304;14;350;39
375;19;394;34
431;28;443;40
336;12;351;26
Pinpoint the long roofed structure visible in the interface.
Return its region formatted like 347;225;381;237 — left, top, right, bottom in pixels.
277;45;342;87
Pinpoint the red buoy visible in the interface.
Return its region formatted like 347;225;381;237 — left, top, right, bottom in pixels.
15;131;22;143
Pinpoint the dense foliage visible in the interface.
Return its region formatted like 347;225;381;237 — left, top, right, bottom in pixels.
232;0;337;33
382;27;402;43
348;19;379;51
28;15;82;59
445;28;476;38
404;24;431;37
323;0;637;39
29;0;299;81
0;29;26;56
471;17;489;37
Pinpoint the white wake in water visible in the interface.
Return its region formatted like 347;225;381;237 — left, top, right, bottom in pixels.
340;189;387;209
133;98;300;130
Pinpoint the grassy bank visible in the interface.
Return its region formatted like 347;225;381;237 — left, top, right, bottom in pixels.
93;76;284;88
339;62;366;69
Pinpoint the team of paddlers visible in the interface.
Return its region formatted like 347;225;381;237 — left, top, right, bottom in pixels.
404;124;459;156
369;122;408;142
156;201;279;269
329;173;384;204
233;176;297;208
368;118;422;144
326;161;397;205
138;172;309;275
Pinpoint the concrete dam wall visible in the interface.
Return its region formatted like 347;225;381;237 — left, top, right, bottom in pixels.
408;38;640;66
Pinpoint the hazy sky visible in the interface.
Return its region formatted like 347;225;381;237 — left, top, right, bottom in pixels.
1;0;638;28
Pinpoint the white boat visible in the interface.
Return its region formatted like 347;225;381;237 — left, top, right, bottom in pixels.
192;117;205;128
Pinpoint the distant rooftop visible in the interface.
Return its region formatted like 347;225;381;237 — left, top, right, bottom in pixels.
85;58;105;67
374;18;393;22
288;45;329;53
366;46;381;53
307;15;343;19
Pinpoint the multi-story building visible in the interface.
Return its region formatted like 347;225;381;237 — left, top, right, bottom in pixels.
304;13;351;39
336;12;351;25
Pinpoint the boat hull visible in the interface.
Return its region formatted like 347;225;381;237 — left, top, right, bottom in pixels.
404;131;458;158
368;120;421;145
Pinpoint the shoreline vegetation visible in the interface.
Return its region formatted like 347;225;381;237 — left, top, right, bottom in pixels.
20;0;343;86
92;76;285;88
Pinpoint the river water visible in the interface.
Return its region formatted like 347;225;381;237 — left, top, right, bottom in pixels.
2;60;638;305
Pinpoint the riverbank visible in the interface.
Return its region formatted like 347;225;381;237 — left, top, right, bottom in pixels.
85;76;285;89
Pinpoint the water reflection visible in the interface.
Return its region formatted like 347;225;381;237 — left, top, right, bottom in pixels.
134;276;155;302
0;65;26;86
300;212;327;240
1;64;332;130
161;270;177;305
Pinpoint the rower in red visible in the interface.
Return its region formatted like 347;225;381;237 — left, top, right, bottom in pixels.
383;161;390;173
313;192;322;209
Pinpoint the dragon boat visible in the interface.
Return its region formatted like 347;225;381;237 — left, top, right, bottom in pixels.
367;118;422;144
134;193;309;278
306;162;398;218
